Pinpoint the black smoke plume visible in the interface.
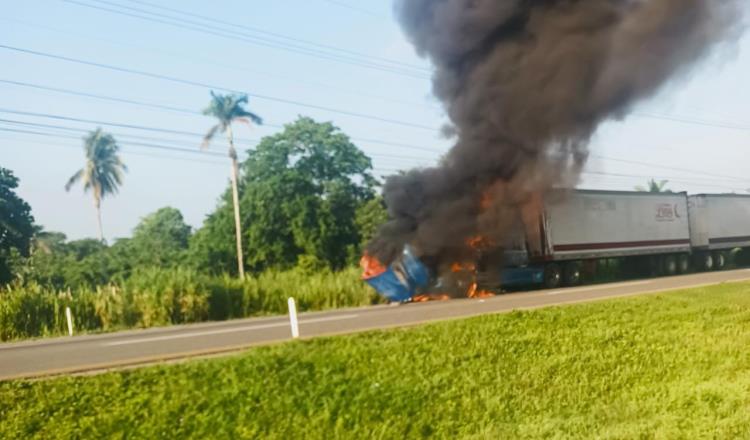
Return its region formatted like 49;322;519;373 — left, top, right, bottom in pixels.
368;0;743;270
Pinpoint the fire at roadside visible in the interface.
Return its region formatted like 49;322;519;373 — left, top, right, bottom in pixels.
362;0;743;302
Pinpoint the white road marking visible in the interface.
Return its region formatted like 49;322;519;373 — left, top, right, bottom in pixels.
546;280;653;296
101;314;360;347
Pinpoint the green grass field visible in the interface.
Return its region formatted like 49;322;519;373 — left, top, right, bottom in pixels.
3;282;750;439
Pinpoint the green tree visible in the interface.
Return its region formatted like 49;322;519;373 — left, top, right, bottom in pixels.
202;91;263;279
31;228;67;255
355;197;388;248
65;128;127;242
191;117;376;274
21;235;110;289
130;207;191;267
0;167;35;284
635;179;672;193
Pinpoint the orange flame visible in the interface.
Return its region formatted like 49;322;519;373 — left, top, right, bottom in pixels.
467;235;484;249
360;254;387;279
412;293;452;302
467;282;495;299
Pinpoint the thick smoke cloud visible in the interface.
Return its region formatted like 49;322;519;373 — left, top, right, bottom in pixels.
369;0;743;268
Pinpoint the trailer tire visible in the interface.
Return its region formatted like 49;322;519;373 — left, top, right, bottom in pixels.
664;255;677;276
713;252;727;270
677;254;690;274
563;262;582;286
698;253;714;272
543;264;562;289
739;248;750;267
650;256;664;277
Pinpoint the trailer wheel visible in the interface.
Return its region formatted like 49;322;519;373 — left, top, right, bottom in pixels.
713;252;727;270
563;262;582;286
677;254;690;274
739;248;750;267
698;253;714;272
664;255;677;276
650;256;664;277
543;264;562;289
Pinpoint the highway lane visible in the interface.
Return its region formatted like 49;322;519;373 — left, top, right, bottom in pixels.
2;269;750;381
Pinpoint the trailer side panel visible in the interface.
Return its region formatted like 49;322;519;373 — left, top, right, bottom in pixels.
545;190;691;261
688;194;750;251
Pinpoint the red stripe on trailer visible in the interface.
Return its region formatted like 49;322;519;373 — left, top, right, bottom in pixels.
554;239;690;252
709;236;750;245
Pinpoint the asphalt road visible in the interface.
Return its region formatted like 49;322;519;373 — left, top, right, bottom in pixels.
2;269;750;381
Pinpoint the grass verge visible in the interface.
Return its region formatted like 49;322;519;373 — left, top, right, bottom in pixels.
3;282;750;438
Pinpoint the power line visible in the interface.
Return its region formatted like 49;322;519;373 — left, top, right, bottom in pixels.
584;170;749;184
0;118;435;163
107;0;426;75
0;78;207;115
0;118;244;151
0;134;228;166
122;0;408;67
633;111;750;133
0;108;249;142
0;44;439;132
591;154;749;183
582;171;749;192
3;109;742;184
3;129;744;191
59;0;429;80
315;0;388;19
3;84;743;181
0;17;437;110
0;126;227;158
0;96;445;153
7;78;749;161
1;107;742;186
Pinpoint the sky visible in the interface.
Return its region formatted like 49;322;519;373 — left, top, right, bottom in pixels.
2;0;749;242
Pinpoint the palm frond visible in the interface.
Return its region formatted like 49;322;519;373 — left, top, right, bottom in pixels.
65;169;84;192
236;109;263;125
202;124;222;149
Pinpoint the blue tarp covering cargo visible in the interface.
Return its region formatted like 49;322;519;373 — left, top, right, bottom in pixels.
362;246;430;301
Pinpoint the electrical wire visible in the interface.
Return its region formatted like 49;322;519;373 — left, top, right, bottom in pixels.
0;17;437;110
121;0;407;67
0;44;439;131
59;0;429;79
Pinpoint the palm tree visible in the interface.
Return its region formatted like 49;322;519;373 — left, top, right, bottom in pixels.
635;179;671;193
65;128;127;242
202;91;263;279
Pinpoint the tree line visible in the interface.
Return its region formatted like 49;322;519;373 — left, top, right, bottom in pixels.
0;92;388;289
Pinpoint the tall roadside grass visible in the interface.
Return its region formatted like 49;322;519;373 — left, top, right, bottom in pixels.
0;267;379;341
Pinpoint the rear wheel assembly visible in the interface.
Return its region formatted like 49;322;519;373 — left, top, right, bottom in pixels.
563;262;582;286
698;253;714;272
543;264;562;289
677;254;690;274
713;252;727;270
663;255;677;276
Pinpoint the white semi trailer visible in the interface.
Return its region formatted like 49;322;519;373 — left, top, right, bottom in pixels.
688;194;750;270
510;190;694;288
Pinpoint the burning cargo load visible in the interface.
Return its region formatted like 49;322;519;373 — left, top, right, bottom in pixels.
362;0;742;301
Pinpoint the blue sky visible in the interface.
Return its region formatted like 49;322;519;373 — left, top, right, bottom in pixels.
2;0;749;242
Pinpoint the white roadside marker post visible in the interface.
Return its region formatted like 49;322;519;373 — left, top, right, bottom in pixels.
288;297;299;339
65;306;74;336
